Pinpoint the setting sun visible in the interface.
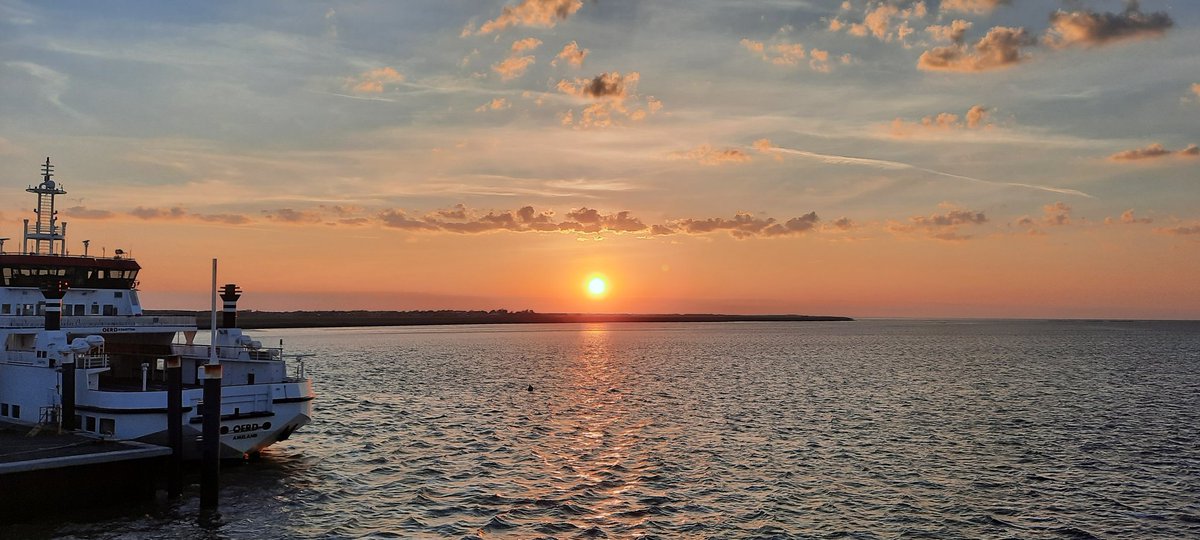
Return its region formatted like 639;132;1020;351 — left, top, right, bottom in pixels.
587;277;607;298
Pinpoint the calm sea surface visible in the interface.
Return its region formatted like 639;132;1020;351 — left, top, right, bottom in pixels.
7;320;1200;539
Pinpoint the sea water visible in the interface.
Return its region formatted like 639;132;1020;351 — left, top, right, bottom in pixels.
7;320;1200;539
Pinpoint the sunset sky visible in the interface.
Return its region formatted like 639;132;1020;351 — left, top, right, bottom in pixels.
1;0;1198;318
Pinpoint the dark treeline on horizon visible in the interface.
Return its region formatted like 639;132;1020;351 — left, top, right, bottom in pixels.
146;310;853;330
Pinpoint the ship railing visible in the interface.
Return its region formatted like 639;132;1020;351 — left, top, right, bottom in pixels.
77;353;109;369
0;315;196;329
172;343;284;362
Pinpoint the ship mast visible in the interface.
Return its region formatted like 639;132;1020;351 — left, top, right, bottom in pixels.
23;157;68;255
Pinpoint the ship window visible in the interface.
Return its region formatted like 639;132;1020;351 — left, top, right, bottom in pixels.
11;405;19;419
91;304;100;315
86;416;96;432
99;418;115;436
115;292;123;298
1;403;7;416
103;305;116;316
1;304;9;314
74;305;85;316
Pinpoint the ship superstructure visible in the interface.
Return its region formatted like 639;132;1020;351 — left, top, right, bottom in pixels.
0;158;313;458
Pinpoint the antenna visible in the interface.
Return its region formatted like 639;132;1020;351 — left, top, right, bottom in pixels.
24;157;68;255
0;238;7;254
83;240;90;256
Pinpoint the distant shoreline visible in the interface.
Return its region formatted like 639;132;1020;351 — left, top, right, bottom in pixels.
146;310;854;330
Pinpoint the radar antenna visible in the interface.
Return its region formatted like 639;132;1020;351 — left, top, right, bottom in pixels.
23;157;69;255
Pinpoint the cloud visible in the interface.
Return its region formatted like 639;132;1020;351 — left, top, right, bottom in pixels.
1156;225;1200;236
471;0;583;36
124;206;251;225
1105;209;1152;225
918;26;1033;72
664;212;821;239
830;1;926;43
475;98;512;112
1108;143;1198;161
64;206;115;219
492;55;535;80
552;41;588;67
940;0;1009;14
346;67;404;93
669;145;752;166
740;38;805;66
926;19;972;44
754;140;1091;197
374;205;828;240
1045;1;1173;49
827;217;856;231
131;206;188;220
263;208;323;224
557;72;660;128
558;71;634;99
379;205;646;235
1040;202;1071;226
890;104;991;136
511;37;543;52
890;207;988;240
1193;83;1200;98
194;213;252;225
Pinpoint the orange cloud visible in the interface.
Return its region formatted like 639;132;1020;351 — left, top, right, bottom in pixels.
1041;202;1071;226
669;145;752;166
263;208;323;224
492;55;535;80
557;72;659;128
347;67;404;93
1045;2;1173;49
1105;209;1153;225
552;41;588;67
926;19;972;44
475;98;512;112
379;205;643;235
918;26;1032;72
511;37;543;52
664;212;821;239
1108;143;1198;161
1193;83;1200;97
890;207;988;241
1155;224;1200;236
740;38;805;66
835;1;926;42
472;0;583;36
940;0;1009;14
890;105;991;136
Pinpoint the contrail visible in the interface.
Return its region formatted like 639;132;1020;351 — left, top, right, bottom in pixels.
763;146;1093;198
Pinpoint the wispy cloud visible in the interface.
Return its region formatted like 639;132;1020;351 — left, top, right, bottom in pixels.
940;0;1009;15
668;145;752;166
345;67;404;94
1108;143;1198;162
752;139;1091;197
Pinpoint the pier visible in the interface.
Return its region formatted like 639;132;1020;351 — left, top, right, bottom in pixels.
0;421;170;522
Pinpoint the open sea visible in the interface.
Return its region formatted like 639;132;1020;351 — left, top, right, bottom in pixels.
5;319;1200;539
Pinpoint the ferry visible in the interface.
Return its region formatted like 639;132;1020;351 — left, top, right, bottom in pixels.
0;158;314;459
